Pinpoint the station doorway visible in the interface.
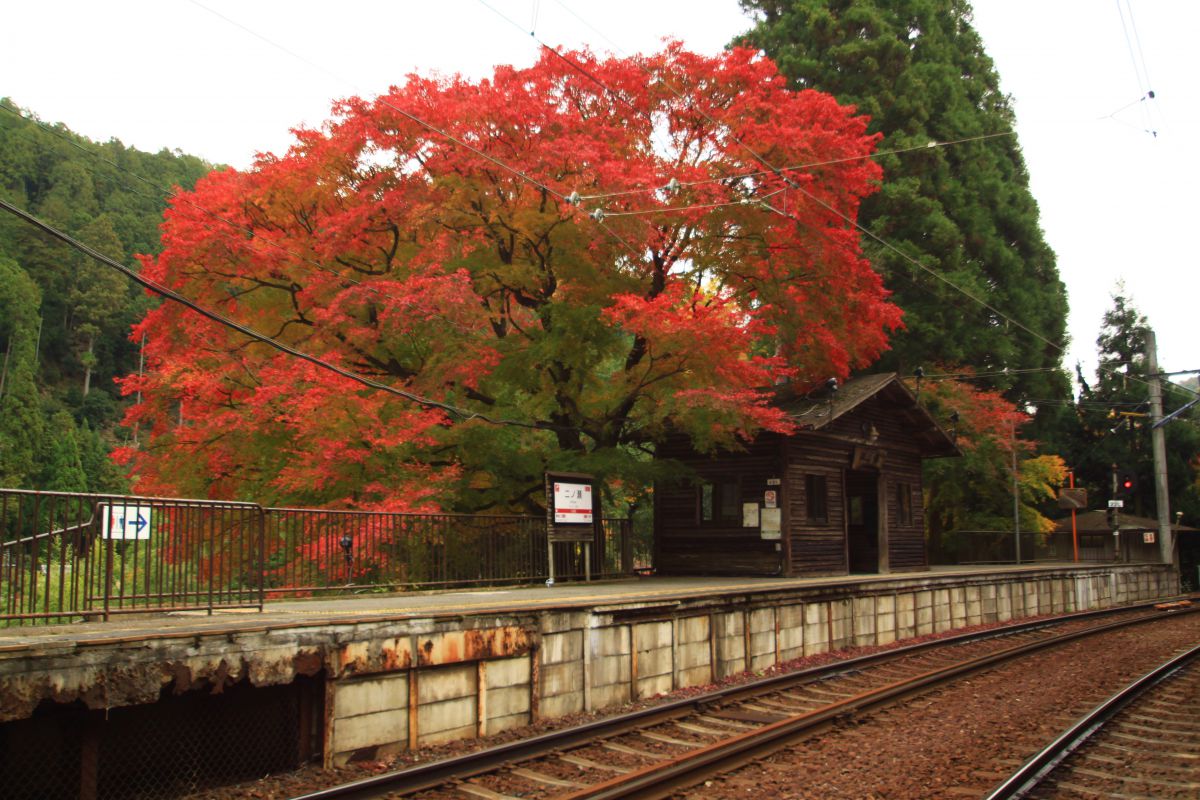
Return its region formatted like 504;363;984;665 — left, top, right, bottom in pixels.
846;470;880;574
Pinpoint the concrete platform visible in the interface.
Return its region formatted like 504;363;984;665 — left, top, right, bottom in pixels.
0;562;1179;768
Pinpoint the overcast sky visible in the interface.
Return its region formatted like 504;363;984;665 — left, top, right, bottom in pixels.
4;0;1196;387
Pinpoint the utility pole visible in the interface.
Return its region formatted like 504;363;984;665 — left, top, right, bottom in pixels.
1145;330;1173;565
1110;464;1121;561
1012;420;1021;564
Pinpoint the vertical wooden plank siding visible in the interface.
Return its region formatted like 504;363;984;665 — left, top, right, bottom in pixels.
654;433;786;575
654;384;943;576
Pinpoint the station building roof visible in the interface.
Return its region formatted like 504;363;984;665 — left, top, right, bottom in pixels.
772;372;960;458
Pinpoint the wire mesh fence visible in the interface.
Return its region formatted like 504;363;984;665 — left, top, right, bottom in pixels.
0;674;322;800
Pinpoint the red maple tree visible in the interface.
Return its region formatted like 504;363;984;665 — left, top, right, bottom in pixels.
116;45;900;512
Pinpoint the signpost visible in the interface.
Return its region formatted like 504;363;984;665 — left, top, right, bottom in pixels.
545;472;599;586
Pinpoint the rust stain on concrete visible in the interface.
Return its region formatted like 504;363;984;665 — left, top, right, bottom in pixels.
416;627;535;667
338;637;414;677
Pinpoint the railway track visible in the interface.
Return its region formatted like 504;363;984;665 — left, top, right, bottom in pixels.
986;637;1200;800
289;603;1196;800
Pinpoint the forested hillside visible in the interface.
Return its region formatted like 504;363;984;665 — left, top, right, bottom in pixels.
0;98;212;492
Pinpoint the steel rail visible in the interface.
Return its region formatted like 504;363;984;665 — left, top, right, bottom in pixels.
288;601;1191;800
559;607;1200;799
983;639;1200;800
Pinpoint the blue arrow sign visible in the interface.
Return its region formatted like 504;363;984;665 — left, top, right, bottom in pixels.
104;504;153;540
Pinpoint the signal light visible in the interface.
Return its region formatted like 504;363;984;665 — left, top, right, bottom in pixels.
1119;472;1137;495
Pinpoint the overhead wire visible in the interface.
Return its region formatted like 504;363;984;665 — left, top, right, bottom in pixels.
921;367;1067;381
480;0;1047;366
603;189;785;218
476;0;896;269
544;1;1066;359
576;133;1017;202
1108;0;1156;136
187;0;568;204
0;197;567;434
0;101;477;335
30;2;1191;437
545;0;1198;420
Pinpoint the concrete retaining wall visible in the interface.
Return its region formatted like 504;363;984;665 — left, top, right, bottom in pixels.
320;564;1176;765
0;564;1177;768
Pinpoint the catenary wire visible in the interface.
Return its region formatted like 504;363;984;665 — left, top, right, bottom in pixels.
187;0;568;203
0;101;477;334
542;2;1200;413
578;134;1017;202
187;0;671;270
0;197;569;435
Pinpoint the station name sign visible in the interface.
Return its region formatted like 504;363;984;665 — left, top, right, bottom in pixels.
553;481;594;524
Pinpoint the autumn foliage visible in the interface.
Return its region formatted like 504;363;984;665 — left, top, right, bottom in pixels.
116;46;900;511
914;372;1066;538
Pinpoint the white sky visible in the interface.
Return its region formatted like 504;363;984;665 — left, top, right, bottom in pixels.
3;0;1197;386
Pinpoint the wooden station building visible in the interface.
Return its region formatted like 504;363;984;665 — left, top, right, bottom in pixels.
654;373;959;577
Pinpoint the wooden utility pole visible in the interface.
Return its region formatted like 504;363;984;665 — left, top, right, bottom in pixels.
1011;419;1021;564
1145;330;1173;565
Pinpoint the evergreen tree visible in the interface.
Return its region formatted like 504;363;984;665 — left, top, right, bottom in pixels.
0;256;46;488
39;411;88;492
78;420;127;494
67;214;128;397
1071;292;1200;521
736;0;1069;411
0;98;212;491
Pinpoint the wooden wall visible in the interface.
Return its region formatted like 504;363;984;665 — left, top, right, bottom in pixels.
785;438;847;576
654;433;785;576
796;394;928;574
885;451;927;572
654;391;937;577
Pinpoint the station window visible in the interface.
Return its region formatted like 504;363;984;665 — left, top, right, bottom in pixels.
895;481;914;527
699;478;740;525
806;474;828;524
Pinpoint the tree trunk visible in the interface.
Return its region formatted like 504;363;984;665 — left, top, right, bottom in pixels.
0;335;11;398
82;335;93;397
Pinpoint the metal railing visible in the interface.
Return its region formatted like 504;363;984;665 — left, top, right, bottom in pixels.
0;489;265;623
263;508;632;595
1;488;634;623
932;529;1164;566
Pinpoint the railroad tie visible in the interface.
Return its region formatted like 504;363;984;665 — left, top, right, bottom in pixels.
742;699;802;715
802;685;853;700
558;754;630;774
509;767;588;788
675;721;736;736
456;782;524;800
601;741;670;760
696;714;757;730
706;709;784;725
640;730;703;747
1098;741;1200;759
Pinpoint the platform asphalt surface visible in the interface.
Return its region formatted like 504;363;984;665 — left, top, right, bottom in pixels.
0;562;1129;650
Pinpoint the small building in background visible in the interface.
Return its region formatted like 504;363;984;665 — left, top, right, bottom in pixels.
653;373;959;577
1054;510;1198;566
